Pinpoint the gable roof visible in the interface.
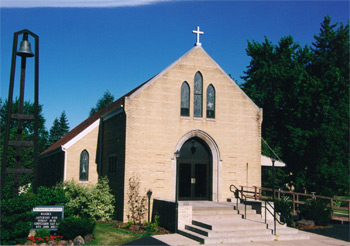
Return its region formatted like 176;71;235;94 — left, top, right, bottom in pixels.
40;80;148;156
41;46;260;157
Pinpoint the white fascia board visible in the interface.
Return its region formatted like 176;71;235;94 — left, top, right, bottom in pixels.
62;119;100;151
261;155;286;167
102;106;123;121
128;46;201;100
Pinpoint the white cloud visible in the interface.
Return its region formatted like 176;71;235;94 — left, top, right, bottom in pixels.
1;0;172;8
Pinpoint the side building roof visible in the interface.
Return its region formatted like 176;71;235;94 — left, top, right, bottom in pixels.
40;80;149;157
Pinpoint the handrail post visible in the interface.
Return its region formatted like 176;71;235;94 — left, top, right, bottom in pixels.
264;200;267;224
297;193;299;214
245;195;247;219
254;186;257;200
277;189;279;200
330;198;334;218
292;193;296;215
259;188;261;200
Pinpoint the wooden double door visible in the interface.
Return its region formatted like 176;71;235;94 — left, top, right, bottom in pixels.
177;137;212;201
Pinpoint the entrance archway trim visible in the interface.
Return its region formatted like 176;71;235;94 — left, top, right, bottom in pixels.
173;129;221;202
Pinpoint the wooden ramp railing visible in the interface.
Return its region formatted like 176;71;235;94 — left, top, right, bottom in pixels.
238;186;350;223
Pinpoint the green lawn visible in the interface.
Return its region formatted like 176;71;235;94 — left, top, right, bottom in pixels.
87;221;147;245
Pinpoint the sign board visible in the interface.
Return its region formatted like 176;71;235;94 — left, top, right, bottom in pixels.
32;206;64;230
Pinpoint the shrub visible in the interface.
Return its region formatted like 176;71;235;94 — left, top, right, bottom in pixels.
0;193;36;245
300;199;331;226
144;215;160;232
35;228;51;238
57;216;95;240
275;196;293;226
0;184;71;245
127;175;147;224
64;177;115;220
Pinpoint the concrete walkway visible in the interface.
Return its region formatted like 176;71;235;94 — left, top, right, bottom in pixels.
123;230;349;246
151;231;350;246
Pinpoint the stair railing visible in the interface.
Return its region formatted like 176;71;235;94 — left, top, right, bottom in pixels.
230;184;247;219
264;200;285;235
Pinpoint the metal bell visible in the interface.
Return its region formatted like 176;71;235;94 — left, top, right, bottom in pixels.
17;38;34;57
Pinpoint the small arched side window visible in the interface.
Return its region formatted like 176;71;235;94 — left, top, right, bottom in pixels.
194;72;203;117
79;150;89;181
207;84;215;118
181;82;190;116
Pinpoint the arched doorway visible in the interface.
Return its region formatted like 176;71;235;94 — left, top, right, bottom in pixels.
177;137;212;200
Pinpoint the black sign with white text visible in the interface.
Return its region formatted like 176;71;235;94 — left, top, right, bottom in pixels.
32;206;64;230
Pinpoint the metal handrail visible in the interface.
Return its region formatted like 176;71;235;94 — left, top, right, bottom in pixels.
230;184;247;219
264;200;285;235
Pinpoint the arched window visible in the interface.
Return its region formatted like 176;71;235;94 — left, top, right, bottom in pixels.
181;82;190;116
79;150;89;181
194;72;203;117
207;84;215;118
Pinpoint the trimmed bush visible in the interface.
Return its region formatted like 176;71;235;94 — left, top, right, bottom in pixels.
300;199;331;226
57;216;95;240
275;196;293;226
64;177;115;221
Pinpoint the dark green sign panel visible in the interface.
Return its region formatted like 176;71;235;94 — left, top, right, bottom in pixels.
32;206;64;230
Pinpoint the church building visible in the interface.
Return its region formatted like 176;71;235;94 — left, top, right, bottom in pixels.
39;28;263;223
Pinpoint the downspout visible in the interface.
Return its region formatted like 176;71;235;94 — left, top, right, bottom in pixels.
98;118;103;177
62;146;67;182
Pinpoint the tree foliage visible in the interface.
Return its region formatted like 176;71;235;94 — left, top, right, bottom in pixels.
48;111;69;146
0;98;48;199
241;16;349;195
89;90;115;116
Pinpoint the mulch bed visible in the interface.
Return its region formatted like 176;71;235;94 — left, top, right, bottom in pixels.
113;221;171;235
298;225;333;230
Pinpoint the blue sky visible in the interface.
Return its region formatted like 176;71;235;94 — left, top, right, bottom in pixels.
1;1;349;131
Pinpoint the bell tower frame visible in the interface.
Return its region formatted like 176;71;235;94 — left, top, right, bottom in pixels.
0;29;39;199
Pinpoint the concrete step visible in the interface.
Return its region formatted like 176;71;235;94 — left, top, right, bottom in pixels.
193;209;239;215
237;208;258;215
192;218;268;231
178;229;206;244
205;234;276;244
185;224;273;237
193;213;243;220
178;229;276;244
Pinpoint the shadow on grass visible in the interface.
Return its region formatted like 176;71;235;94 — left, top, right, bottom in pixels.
303;223;349;242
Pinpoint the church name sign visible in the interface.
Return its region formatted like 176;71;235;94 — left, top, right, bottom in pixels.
32;206;64;230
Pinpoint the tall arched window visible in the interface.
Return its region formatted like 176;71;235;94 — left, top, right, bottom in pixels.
181;82;190;116
207;84;215;118
79;150;89;181
194;72;203;117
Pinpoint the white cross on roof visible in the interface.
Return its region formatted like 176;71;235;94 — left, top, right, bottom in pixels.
192;26;204;47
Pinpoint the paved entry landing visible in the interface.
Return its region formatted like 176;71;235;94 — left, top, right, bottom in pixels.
177;200;309;244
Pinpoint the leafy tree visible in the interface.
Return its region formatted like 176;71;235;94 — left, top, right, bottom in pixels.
0;98;48;199
89;90;115;116
241;17;349;196
48;111;70;146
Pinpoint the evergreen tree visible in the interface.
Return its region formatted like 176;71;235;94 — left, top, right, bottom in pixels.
48;118;61;145
241;17;349;195
48;111;70;146
59;111;69;137
89;90;115;116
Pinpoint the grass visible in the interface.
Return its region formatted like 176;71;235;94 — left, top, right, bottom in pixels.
87;221;146;245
